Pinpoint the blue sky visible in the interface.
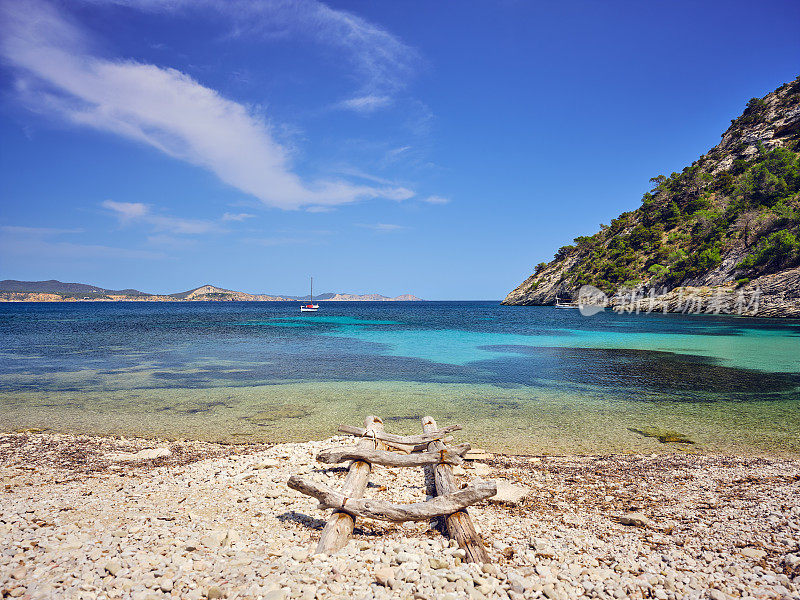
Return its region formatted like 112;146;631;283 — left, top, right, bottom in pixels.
1;0;798;299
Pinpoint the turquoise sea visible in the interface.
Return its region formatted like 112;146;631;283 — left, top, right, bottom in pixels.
1;301;799;455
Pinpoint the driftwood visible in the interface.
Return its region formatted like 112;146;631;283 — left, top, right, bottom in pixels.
317;443;471;467
289;476;496;522
337;424;461;452
423;416;492;563
315;416;385;554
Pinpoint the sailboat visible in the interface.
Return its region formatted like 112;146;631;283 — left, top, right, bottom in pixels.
300;277;319;312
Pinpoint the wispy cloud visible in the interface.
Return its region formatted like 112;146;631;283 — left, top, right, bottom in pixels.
91;0;419;101
0;0;415;210
422;195;450;204
0;222;163;259
221;212;255;222
0;225;84;235
336;95;392;113
385;146;411;161
101;201;148;220
244;236;314;246
102;200;219;234
356;223;406;232
146;234;198;248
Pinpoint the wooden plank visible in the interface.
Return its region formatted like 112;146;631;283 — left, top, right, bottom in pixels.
317;443;471;467
315;415;384;554
337;424;461;446
289;476;496;522
423;416;492;563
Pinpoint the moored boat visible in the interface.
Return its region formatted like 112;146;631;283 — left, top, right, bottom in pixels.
300;277;319;312
554;296;578;309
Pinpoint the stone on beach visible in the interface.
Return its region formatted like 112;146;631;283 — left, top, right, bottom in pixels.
464;449;493;460
614;512;650;527
205;585;224;598
103;447;171;461
740;547;767;560
375;566;396;586
489;479;530;505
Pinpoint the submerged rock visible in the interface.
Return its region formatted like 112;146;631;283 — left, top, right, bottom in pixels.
629;427;695;444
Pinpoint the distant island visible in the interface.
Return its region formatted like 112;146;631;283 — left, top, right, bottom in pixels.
0;281;423;302
504;76;800;318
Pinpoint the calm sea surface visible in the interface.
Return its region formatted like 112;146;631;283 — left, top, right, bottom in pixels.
1;301;799;454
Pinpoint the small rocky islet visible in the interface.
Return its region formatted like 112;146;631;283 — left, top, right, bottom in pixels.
1;432;798;599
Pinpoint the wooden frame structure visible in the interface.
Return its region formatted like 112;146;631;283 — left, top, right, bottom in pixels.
287;415;495;563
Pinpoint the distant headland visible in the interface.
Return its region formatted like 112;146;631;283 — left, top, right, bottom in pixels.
0;280;423;302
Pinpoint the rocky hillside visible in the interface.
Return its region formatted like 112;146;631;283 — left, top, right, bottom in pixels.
0;279;148;296
169;285;290;301
504;76;800;317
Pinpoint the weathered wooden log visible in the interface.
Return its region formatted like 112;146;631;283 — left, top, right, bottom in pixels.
381;437;455;454
317;443;471;467
338;424;461;448
423;416;492;563
315;416;384;554
289;476;496;522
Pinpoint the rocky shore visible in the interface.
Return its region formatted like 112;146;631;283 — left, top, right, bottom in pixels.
1;432;798;600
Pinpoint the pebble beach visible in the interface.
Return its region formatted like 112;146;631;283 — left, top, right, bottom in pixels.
1;431;799;600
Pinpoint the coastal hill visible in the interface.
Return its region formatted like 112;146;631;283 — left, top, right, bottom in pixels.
327;292;422;301
0;279;149;296
0;280;423;302
169;285;291;302
504;76;800;317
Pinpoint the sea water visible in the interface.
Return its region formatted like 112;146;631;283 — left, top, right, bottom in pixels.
1;301;798;454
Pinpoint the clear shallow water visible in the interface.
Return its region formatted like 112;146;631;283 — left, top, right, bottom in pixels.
1;301;799;455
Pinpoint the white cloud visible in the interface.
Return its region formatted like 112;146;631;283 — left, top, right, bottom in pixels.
87;0;419;99
385;145;411;160
101;200;148;220
0;0;415;210
422;195;450;204
336;95;392;113
244;236;312;246
0;225;84;235
221;212;255;222
357;223;406;232
102;200;218;234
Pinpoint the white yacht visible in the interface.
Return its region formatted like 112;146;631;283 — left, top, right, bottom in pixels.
554;296;578;309
300;277;319;312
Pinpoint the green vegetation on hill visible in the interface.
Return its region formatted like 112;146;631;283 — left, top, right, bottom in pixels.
523;79;800;297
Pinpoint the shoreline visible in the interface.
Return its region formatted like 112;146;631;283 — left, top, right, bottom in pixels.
2;431;798;599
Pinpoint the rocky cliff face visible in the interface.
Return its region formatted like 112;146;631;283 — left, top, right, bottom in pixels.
504;76;800;317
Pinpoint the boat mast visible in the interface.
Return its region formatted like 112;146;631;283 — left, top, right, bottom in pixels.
310;277;313;303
